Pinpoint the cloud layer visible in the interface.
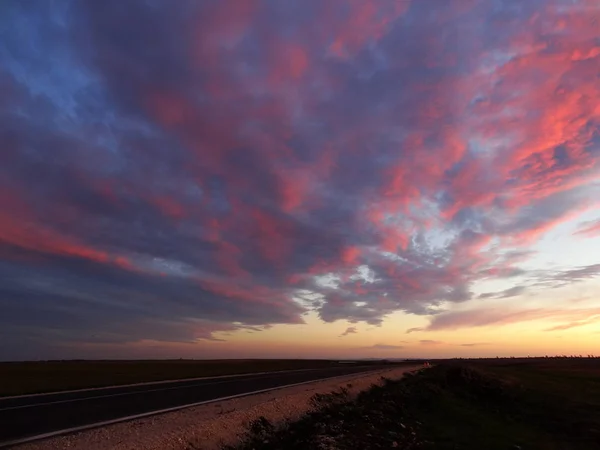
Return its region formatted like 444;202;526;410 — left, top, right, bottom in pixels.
1;0;600;357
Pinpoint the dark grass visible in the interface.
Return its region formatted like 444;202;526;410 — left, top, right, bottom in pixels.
226;358;600;450
0;359;400;397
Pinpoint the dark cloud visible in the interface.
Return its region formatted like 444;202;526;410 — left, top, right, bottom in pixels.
340;326;357;337
459;343;490;347
1;0;600;358
530;264;600;290
420;340;444;346
406;327;425;334
478;286;527;299
478;264;600;298
550;264;600;284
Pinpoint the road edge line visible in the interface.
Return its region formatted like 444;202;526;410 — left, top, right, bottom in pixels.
0;367;416;449
0;367;327;400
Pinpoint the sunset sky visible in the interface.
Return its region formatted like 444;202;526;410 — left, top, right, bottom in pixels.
1;0;600;361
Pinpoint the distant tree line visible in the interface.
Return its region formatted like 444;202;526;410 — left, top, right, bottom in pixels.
450;355;597;360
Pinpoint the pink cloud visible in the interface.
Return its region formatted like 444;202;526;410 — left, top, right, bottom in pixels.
325;1;411;59
574;219;600;238
544;315;600;331
3;0;600;356
426;306;600;331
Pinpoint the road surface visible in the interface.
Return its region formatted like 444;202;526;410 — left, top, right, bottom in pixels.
0;364;399;446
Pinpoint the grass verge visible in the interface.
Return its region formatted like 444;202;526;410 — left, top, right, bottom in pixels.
227;360;600;450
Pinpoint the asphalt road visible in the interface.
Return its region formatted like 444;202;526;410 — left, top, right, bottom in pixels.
0;364;399;446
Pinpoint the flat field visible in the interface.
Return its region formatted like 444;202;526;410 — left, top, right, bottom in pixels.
229;357;600;450
0;359;401;397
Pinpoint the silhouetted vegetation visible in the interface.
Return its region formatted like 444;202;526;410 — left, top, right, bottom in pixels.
227;358;600;449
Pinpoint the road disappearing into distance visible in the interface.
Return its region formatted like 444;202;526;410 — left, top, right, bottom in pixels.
0;364;409;447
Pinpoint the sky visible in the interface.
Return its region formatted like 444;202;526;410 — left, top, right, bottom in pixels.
1;0;599;361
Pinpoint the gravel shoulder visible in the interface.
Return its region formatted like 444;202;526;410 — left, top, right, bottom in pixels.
14;365;421;450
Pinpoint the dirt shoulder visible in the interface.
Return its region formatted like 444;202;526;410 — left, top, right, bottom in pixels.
15;365;421;450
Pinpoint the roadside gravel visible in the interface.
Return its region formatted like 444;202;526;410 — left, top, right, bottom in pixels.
14;365;420;450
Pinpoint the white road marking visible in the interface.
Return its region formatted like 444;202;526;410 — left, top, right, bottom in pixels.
0;367;409;449
0;372;311;411
0;367;327;400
